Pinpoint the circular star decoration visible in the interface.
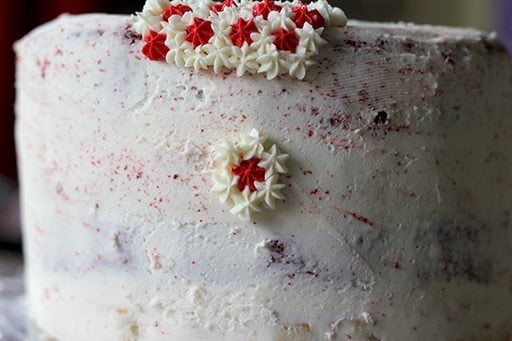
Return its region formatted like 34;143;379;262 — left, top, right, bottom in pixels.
211;128;288;221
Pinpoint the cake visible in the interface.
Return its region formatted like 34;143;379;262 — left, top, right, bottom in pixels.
15;0;512;340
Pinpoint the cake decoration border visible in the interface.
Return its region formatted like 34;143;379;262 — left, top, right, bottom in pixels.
211;128;288;221
134;0;347;79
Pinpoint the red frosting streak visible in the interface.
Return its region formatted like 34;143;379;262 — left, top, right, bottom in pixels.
211;0;236;13
273;28;299;52
230;18;259;47
232;158;266;192
142;31;169;61
162;4;193;21
252;0;282;19
186;18;215;48
292;4;325;29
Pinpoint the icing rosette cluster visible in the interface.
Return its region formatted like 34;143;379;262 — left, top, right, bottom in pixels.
211;129;288;220
134;0;347;79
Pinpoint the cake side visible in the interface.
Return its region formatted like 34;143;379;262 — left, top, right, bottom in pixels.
15;13;512;340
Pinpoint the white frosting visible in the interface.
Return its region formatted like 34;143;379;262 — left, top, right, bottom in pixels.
15;13;512;341
134;0;347;79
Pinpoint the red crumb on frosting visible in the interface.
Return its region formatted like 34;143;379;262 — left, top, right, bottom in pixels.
162;4;192;21
211;0;236;13
186;18;215;48
232;158;266;191
292;4;325;28
36;59;51;79
273;28;299;52
348;211;374;226
252;0;282;19
230;18;258;47
142;31;169;61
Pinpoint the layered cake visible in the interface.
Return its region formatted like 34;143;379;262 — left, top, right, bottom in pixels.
15;0;512;340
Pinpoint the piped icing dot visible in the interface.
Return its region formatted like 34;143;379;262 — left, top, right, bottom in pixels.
162;4;193;21
273;28;299;52
232;158;266;192
211;0;237;14
186;18;215;48
252;0;283;20
230;18;258;47
292;4;325;29
142;30;169;61
211;128;288;221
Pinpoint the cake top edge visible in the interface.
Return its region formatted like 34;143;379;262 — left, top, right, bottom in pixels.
347;19;493;41
15;13;502;51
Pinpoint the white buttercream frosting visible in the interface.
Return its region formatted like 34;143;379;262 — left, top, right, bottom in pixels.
15;13;512;341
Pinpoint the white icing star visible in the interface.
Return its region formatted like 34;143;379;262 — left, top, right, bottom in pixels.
214;139;240;167
267;9;296;31
287;57;307;80
203;42;234;74
214;6;239;26
230;188;262;221
330;7;348;27
296;23;327;55
250;25;275;56
310;0;347;27
255;174;286;209
210;170;239;204
166;40;193;67
135;11;166;37
184;47;209;72
165;15;187;38
238;129;266;159
255;43;281;80
231;44;260;77
142;0;171;15
194;0;214;19
259;144;289;177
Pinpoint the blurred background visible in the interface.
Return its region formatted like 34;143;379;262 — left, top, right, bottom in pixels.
0;0;511;251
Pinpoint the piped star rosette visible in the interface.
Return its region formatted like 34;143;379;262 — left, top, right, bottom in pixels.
211;129;289;221
134;0;347;79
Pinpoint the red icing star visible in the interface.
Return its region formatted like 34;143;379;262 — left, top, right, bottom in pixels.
230;18;258;47
252;0;282;20
292;3;325;29
186;18;215;48
162;4;193;21
232;158;266;192
142;31;169;61
273;28;299;53
211;0;236;13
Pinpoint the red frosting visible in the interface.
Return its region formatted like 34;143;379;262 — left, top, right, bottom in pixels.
273;28;299;52
232;158;266;192
186;18;215;48
292;4;325;29
230;18;259;47
162;4;193;21
252;0;282;20
142;31;169;61
211;0;236;13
